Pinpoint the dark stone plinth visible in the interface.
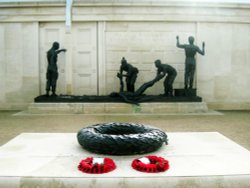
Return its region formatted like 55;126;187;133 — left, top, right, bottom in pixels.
175;89;197;97
34;95;122;103
34;94;202;104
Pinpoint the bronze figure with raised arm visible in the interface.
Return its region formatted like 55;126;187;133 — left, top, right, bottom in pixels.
46;41;66;96
176;36;205;89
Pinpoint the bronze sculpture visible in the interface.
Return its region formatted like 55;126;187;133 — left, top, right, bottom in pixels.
176;36;205;89
35;37;205;103
114;73;163;104
154;59;177;96
46;42;66;96
113;59;177;104
117;57;138;92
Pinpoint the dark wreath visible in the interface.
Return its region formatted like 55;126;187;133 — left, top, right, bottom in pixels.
77;123;168;155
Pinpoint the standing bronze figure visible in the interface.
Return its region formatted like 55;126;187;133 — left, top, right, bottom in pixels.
117;57;138;92
176;36;205;89
46;42;66;96
154;60;177;96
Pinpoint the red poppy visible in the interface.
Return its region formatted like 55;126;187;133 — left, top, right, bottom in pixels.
131;155;169;173
78;157;116;174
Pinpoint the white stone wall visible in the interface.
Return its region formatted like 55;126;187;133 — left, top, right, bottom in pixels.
0;0;250;109
198;23;250;108
0;22;39;109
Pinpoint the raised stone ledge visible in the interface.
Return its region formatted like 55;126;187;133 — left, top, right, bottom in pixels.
0;0;66;7
1;0;250;8
27;102;209;114
0;132;250;187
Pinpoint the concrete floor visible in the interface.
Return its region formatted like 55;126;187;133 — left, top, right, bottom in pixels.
0;110;250;151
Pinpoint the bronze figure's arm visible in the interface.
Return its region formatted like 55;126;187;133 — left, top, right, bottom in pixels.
56;49;67;54
176;36;185;48
196;42;205;55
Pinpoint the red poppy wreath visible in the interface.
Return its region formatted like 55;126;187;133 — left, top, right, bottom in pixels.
131;155;169;173
78;157;116;174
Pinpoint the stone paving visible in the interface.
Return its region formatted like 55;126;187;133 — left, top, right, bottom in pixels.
0;110;250;151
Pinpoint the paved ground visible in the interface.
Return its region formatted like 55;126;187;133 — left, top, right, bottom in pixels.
0;110;250;150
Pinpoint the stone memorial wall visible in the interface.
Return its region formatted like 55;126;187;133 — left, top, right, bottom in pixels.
0;0;250;109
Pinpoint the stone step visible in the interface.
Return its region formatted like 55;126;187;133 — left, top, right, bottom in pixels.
26;102;209;114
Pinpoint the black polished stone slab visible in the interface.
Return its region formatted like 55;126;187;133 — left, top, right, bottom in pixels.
175;89;197;97
34;94;202;103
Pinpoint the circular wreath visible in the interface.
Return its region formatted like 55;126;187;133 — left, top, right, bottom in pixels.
78;157;116;174
77;122;168;155
131;155;169;173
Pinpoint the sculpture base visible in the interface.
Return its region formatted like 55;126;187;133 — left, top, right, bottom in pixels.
26;102;209;115
34;94;202;103
26;93;210;115
0;132;250;188
174;89;197;97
